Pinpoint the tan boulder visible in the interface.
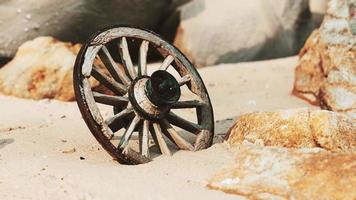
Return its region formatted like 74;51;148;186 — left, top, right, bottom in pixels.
207;143;356;200
293;0;356;115
226;108;356;153
0;37;80;101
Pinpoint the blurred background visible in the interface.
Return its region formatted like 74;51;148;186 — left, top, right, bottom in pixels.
0;0;327;67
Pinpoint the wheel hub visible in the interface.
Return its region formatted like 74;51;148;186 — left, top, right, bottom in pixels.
128;70;181;120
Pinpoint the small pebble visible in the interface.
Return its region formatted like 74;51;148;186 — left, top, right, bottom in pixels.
80;156;85;160
62;148;76;154
25;14;31;20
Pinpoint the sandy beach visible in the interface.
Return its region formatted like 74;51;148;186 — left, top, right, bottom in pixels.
0;56;316;200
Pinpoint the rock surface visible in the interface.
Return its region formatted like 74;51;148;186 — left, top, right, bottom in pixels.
293;0;356;116
207;143;356;200
226;108;356;153
173;0;314;67
0;37;80;101
0;0;171;59
309;0;328;14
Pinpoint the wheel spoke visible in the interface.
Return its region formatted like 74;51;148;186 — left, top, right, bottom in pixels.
166;112;201;134
138;40;149;77
92;92;129;107
105;107;134;127
91;67;127;95
160;119;194;151
118;115;141;149
139;120;150;157
151;123;171;156
178;74;191;86
98;46;130;85
171;100;205;109
159;55;174;70
118;37;136;80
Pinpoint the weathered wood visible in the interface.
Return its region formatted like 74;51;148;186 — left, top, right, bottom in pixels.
105;107;134;127
178;74;191;86
82;78;114;139
91;67;127;95
118;115;141;149
74;26;215;164
139;120;150;157
118;37;136;80
159;55;174;70
98;46;130;85
167;112;201;134
151;123;172;156
82;46;101;77
194;130;211;151
171;100;204;109
122;146;151;164
93;92;128;107
160;119;194;151
138;40;149;76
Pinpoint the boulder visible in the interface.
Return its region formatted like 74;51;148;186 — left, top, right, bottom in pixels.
226;108;356;153
0;0;171;59
0;37;80;101
309;0;328;14
207;143;356;199
172;0;314;67
293;0;356;116
309;0;328;27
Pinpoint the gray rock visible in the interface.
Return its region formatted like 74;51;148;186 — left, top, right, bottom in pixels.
0;0;172;59
172;0;315;67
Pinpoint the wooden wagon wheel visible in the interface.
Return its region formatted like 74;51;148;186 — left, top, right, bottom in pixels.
73;26;214;165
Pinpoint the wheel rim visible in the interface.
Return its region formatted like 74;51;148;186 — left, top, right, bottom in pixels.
73;26;214;165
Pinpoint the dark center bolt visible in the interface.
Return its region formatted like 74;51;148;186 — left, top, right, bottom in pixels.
145;70;181;107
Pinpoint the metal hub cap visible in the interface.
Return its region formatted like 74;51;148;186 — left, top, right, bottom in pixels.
129;70;181;120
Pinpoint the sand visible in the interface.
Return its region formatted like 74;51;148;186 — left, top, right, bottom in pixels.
0;56;316;200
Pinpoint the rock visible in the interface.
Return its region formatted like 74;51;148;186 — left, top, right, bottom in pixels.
207;143;356;199
309;0;328;27
0;37;80;101
226;108;356;153
293;0;356;115
172;0;314;67
0;0;171;59
309;0;328;14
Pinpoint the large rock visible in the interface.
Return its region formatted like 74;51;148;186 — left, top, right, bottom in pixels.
309;0;328;27
226;108;356;153
293;0;356;116
0;0;171;59
0;37;80;101
207;143;356;199
172;0;314;67
309;0;328;14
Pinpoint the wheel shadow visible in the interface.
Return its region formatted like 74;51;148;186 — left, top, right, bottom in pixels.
115;116;238;159
212;117;237;144
150;116;238;157
0;138;14;149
